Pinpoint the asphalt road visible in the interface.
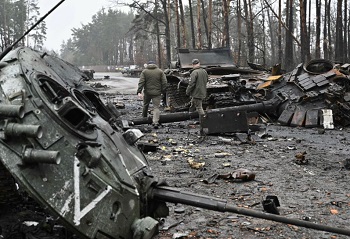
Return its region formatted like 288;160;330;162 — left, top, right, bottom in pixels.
93;72;139;94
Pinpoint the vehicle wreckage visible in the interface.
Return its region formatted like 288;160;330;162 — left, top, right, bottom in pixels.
2;46;350;238
1;2;350;238
129;48;350;135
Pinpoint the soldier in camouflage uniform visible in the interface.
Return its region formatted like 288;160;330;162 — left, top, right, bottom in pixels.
137;61;167;128
186;59;208;134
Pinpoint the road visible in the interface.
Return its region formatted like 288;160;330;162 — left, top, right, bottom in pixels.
93;72;139;94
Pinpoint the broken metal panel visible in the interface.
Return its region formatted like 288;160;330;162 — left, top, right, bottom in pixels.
177;48;236;69
201;110;248;134
305;109;320;127
290;107;307;127
257;80;273;89
278;107;295;126
321;109;334;129
287;63;303;82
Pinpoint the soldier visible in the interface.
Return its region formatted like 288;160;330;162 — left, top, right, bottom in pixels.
137;61;167;129
186;59;208;133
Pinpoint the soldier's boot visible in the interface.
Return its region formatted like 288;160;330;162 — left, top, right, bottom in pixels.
142;108;148;118
199;114;205;136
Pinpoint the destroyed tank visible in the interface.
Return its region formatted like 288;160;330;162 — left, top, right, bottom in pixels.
163;48;350;131
164;48;268;111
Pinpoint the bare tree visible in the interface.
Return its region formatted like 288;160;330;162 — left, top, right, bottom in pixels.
179;0;187;48
208;0;212;49
344;0;348;61
285;0;294;70
243;0;254;62
189;0;196;48
300;0;310;62
335;0;343;62
222;0;230;48
323;0;329;59
175;0;180;48
315;0;321;58
196;0;202;48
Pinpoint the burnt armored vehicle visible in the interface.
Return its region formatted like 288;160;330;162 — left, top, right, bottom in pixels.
164;48;267;111
138;50;350;134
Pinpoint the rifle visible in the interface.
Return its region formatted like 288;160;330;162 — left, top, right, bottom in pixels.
0;0;66;61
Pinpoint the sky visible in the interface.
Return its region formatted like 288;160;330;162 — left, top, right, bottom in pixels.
37;0;118;52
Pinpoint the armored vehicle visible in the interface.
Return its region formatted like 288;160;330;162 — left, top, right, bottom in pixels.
164;48;267;111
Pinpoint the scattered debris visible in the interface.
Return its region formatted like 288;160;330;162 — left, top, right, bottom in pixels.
294;151;308;165
187;158;205;169
204;169;256;184
262;195;280;215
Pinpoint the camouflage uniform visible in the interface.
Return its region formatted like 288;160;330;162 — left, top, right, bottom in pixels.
186;64;208;116
137;63;167;126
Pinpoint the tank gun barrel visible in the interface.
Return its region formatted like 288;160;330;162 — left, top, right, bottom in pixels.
131;98;281;125
131;111;199;125
152;186;350;236
206;97;281;114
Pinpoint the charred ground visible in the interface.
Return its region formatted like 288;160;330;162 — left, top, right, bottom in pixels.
110;91;350;239
1;78;350;239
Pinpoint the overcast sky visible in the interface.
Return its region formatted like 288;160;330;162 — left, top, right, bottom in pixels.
37;0;117;52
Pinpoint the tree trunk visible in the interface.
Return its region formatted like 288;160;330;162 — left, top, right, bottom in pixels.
236;0;242;64
315;0;321;58
161;0;171;66
179;0;188;48
196;0;202;48
335;0;343;62
344;0;348;61
323;0;328;59
189;0;196;48
327;0;332;59
284;0;294;71
243;0;255;62
175;0;181;48
155;1;162;67
278;0;282;63
200;0;209;47
222;0;230;48
261;2;266;66
128;37;134;64
208;0;212;49
300;0;308;62
267;5;275;62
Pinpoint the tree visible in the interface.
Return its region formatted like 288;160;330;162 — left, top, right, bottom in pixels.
26;0;46;50
285;0;294;71
0;0;46;51
300;0;309;62
315;0;321;58
335;0;343;62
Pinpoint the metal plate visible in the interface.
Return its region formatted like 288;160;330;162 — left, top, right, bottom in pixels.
202;110;248;134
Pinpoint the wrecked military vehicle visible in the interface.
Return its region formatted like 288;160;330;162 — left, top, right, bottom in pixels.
2;46;350;238
162;48;350;134
164;48;267;111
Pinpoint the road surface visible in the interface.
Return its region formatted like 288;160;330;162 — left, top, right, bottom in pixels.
93;72;139;94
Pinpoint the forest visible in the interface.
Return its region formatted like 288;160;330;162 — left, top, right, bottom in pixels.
1;0;350;71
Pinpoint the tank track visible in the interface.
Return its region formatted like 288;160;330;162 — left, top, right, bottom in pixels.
165;81;190;111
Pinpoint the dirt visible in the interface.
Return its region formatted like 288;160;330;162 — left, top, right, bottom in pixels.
111;91;350;239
